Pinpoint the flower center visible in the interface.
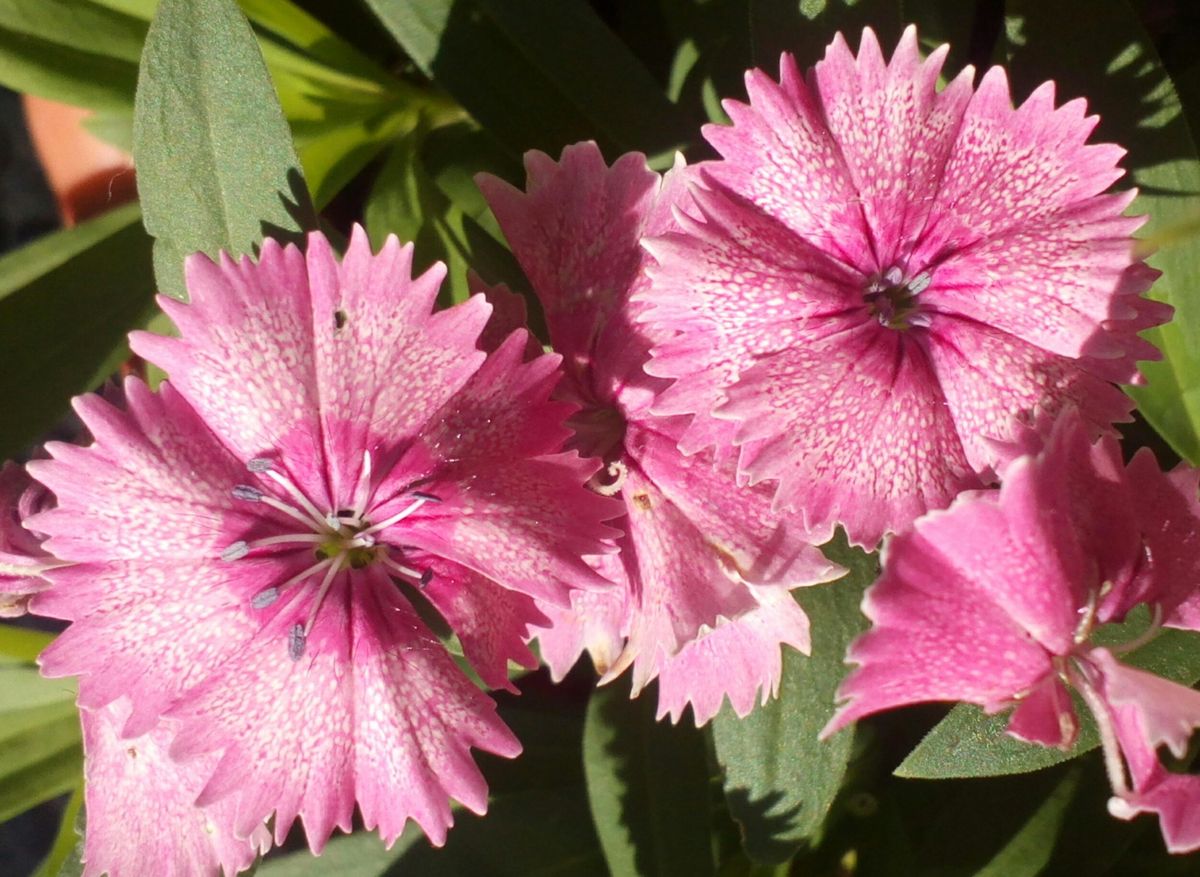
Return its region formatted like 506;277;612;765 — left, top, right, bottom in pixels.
863;266;931;330
219;454;439;660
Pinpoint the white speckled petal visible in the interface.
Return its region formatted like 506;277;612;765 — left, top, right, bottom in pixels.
26;379;265;563
81;700;269;877
532;551;630;680
655;583;811;726
926;316;1133;475
417;553;545;691
130;241;326;494
168;575;358;852
351;569;521;848
912;68;1128;264
811;27;974;267
399;453;620;606
702;56;871;266
925;197;1158;366
724;319;976;547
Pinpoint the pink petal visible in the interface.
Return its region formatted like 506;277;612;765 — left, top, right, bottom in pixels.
467;273;540;356
350;570;521;848
701;55;871;267
417;553;545;691
912;69;1128;264
1092;647;1200;761
810;27;974;268
724;319;978;547
0;461;54;610
1125;451;1200;629
924;198;1162;368
1105;676;1200;853
421;328;575;464
35;559;261;737
926;318;1133;479
1005;674;1079;749
655;583;811;726
825;498;1060;736
166;577;358;852
606;464;762;694
531;556;629;681
640;185;861;454
400;453;620;606
26;379;262;563
81;700;269;877
477;143;659;380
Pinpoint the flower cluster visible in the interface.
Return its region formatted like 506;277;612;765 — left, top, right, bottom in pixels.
2;21;1193;873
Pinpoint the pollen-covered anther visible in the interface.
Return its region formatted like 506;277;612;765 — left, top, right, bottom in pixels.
862;267;929;330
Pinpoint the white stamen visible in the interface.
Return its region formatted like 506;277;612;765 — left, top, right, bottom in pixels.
1071;659;1130;799
350;450;374;520
247;458;274;473
1113;604;1165;655
303;555;345;636
260;468;329;530
248;533;326;550
275;557;336;595
259;494;328;531
381;554;427;585
221;541;250;562
357;496;431;537
588;460;627;496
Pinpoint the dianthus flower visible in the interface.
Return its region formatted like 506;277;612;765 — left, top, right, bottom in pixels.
26;227;618;859
478;143;840;724
1;457;266;875
0;461;56;615
823;410;1200;853
639;26;1167;547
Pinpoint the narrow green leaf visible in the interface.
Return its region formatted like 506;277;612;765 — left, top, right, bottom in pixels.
0;28;138;110
0;664;76;713
582;678;715;877
897;610;1200;779
133;0;315;300
0;739;84;824
0;203;156;460
365;121;524;304
0;0;146;62
33;782;84;877
363;0;690;158
971;768;1081;877
711;533;876;863
998;0;1200;463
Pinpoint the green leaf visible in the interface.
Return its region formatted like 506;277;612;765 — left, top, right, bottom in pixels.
897;609;1200;779
711;533;877;863
0;625;54;663
0;27;138;110
997;0;1200;464
582;678;715;877
0;664;81;824
365;120;523;304
362;0;690;159
0;203;156;460
748;0;904;68
970;768;1081;877
133;0;315;301
0;0;146;62
34;782;83;877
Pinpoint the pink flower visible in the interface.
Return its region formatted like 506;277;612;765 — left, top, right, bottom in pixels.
823;410;1200;853
639;26;1167;547
0;461;57;615
80;699;270;877
477;143;840;725
26;226;618;854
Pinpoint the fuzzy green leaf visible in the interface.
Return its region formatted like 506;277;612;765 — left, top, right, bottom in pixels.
133;0;314;300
